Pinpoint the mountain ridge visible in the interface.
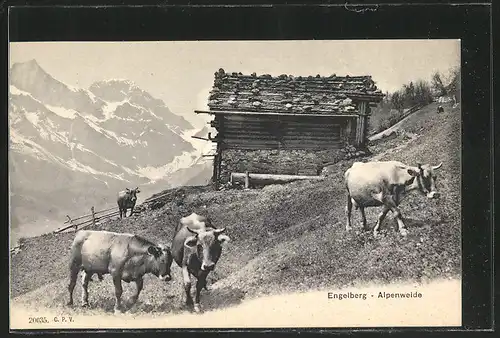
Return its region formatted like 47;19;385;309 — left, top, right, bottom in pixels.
9;59;213;232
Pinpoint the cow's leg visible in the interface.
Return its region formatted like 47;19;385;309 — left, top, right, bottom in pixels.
359;207;369;231
381;197;408;237
194;272;209;313
345;195;353;231
67;266;79;306
119;207;123;219
129;206;134;217
130;277;143;306
182;266;194;308
373;205;390;236
81;270;92;307
112;275;124;314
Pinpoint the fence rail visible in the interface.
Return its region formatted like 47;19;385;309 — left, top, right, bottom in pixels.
54;192;174;234
55;206;135;234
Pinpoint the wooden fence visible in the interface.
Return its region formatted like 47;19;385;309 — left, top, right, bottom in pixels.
53;191;176;234
54;206;123;234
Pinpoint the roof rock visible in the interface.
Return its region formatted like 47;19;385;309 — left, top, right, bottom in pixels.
207;69;384;115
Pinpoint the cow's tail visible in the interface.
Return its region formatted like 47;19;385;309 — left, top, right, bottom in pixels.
346;189;353;210
344;170;356;211
68;232;86;271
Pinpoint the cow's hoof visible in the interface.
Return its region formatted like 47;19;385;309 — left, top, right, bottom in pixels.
345;226;352;232
373;231;379;237
66;301;73;307
193;304;203;314
81;302;89;308
399;229;408;237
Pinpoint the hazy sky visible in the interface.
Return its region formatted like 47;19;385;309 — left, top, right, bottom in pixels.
10;40;460;129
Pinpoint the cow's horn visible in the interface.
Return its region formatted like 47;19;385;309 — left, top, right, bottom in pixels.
432;162;443;170
214;228;226;235
187;227;200;235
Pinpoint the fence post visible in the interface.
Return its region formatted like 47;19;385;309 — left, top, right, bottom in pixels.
91;206;96;226
244;171;250;189
66;215;76;230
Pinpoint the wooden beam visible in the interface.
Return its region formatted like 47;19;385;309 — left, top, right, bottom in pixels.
191;135;210;141
231;172;325;186
195;109;359;118
223;143;341;150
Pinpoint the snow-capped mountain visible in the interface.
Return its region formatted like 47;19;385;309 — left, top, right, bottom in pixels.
9;60;213;230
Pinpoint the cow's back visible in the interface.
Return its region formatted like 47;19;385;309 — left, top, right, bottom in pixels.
117;191;128;205
172;225;192;266
346;161;407;199
77;231;134;273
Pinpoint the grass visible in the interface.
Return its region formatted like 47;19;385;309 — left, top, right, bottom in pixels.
10;101;461;316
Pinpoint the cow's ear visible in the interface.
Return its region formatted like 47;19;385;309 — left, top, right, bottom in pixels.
184;236;198;248
147;246;161;257
407;168;419;177
218;234;230;245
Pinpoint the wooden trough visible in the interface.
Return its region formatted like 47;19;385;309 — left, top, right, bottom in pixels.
230;171;325;188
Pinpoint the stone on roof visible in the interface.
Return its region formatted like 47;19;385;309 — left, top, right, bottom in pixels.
207;68;384;115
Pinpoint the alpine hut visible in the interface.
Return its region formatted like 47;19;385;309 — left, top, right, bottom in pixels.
195;69;385;188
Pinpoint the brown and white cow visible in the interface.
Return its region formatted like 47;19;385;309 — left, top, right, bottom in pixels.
171;213;230;313
117;187;140;218
344;160;443;236
67;230;173;314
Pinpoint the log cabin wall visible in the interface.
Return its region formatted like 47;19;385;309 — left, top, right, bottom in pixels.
219;114;355;150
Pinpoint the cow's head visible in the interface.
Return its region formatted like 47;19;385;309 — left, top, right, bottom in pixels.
126;187;141;203
406;162;443;199
184;226;230;272
147;244;173;282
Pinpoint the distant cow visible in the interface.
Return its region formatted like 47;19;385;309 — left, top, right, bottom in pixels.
171;213;230;313
344;161;443;237
437;105;444;113
117;187;140;218
67;230;173;314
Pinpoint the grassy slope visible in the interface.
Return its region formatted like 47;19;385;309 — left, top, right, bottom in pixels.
10;102;461;315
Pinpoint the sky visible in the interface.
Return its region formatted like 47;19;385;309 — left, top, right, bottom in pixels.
10;40;460;129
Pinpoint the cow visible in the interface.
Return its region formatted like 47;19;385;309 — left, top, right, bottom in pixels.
117;187;140;218
344;160;443;237
171;213;230;313
67;230;173;314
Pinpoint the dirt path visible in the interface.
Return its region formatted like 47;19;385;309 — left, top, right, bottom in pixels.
368;106;422;142
370;132;419;161
10;278;461;329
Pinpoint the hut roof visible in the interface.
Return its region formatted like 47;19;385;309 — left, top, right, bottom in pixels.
206;69;385;115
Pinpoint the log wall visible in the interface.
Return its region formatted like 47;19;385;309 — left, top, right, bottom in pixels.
217;114;356;150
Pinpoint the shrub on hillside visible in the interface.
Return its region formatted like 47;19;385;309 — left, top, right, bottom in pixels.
369;77;434;134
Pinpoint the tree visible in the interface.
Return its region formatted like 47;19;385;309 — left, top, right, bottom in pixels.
414;79;433;106
431;71;447;97
446;66;460;103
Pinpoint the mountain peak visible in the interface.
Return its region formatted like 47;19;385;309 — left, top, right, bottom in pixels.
12;59;44;72
90;79;140;90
